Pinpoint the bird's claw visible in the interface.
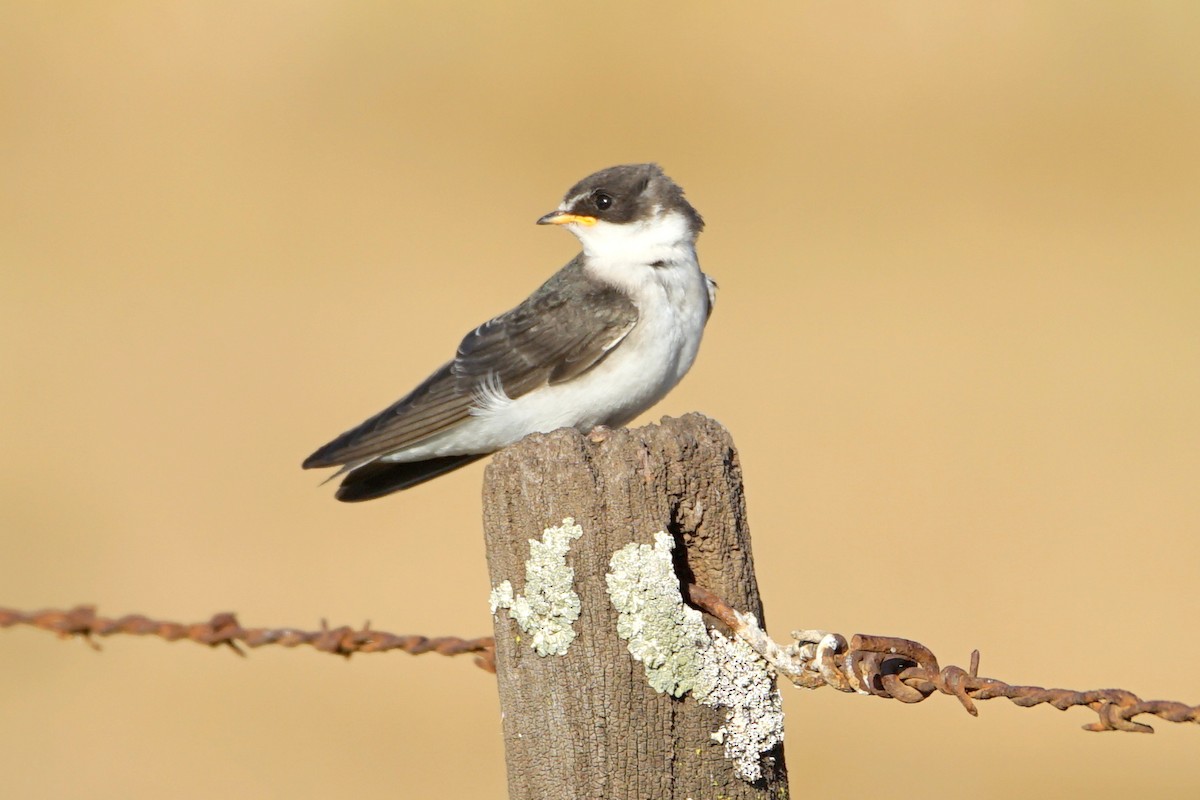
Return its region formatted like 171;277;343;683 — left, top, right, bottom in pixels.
587;425;613;443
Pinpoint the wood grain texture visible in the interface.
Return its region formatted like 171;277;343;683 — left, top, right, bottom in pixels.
483;414;787;800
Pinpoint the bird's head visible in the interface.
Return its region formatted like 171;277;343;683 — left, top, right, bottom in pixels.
537;163;704;262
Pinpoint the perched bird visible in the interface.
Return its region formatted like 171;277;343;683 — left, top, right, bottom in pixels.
302;163;716;501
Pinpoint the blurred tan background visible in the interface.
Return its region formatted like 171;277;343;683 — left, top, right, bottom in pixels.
2;2;1198;797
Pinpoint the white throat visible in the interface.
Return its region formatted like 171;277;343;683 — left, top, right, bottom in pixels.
568;210;696;268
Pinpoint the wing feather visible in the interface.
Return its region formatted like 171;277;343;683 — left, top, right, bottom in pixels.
302;258;638;468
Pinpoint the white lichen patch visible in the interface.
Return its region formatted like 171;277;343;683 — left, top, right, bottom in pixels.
703;630;785;783
606;531;784;783
488;580;514;615
489;518;583;657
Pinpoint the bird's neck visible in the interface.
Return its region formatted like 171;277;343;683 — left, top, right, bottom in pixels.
575;211;698;269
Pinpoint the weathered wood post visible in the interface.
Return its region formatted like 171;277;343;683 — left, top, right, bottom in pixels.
483;413;788;799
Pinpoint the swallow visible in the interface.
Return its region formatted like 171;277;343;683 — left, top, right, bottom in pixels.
303;163;715;501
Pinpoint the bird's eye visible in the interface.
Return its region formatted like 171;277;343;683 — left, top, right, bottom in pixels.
594;192;614;211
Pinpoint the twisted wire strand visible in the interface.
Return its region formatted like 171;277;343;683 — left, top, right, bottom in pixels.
684;584;1200;734
6;596;1198;734
0;605;496;673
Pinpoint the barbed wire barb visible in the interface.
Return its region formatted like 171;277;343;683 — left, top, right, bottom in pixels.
5;596;1198;734
0;605;496;672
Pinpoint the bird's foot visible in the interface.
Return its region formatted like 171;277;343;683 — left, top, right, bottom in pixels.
587;425;613;443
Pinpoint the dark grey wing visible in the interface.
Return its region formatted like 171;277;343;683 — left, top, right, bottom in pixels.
301;360;470;469
453;259;639;392
302;258;638;469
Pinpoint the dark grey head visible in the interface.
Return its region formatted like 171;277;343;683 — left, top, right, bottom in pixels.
536;163;704;235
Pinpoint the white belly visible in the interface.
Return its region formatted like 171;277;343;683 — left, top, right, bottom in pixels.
384;256;711;461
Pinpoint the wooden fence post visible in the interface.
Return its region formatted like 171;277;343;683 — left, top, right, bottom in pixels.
482;413;788;799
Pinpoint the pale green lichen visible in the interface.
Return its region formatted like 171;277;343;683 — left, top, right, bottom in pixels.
488;580;514;615
606;531;784;783
606;532;716;697
489;518;583;657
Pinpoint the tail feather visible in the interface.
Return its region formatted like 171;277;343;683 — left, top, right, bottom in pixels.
332;454;486;502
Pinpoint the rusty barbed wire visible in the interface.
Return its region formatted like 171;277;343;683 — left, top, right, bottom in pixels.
6;596;1198;735
685;583;1200;735
0;605;496;673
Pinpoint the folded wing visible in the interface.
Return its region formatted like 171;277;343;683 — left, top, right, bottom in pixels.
302;258;638;469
